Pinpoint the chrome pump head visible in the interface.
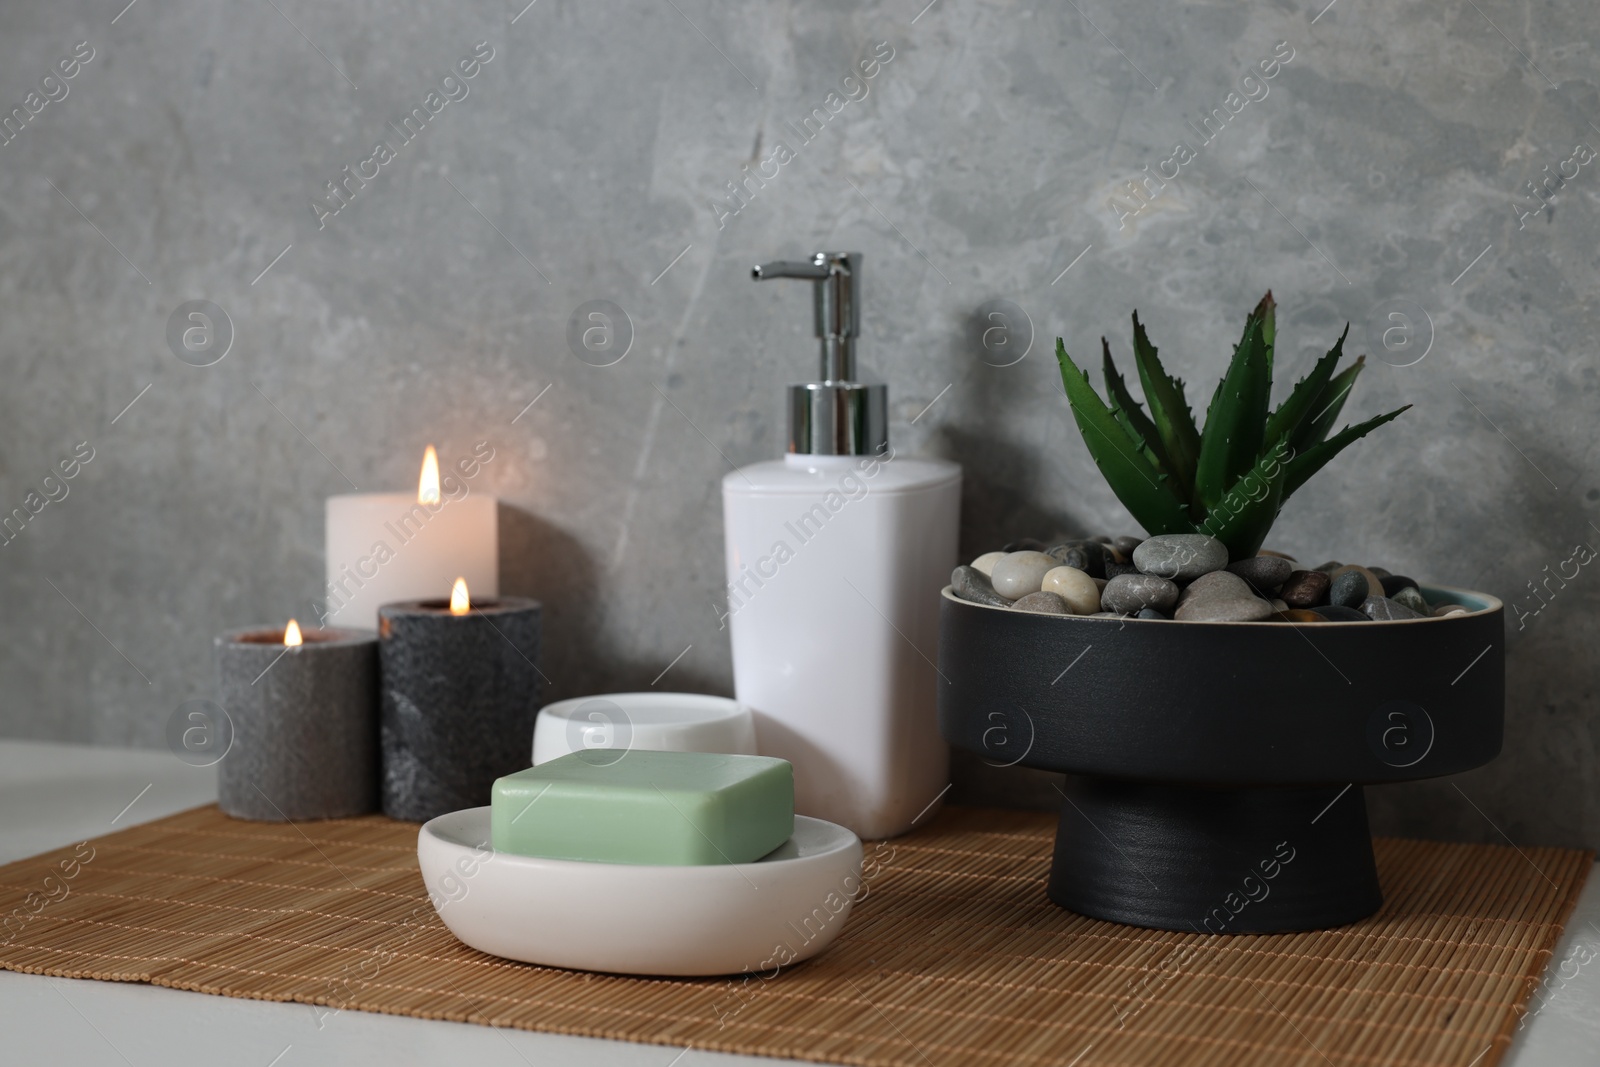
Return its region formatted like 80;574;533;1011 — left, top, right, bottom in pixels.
751;252;888;457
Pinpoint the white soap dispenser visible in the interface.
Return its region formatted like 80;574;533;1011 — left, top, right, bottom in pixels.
722;252;961;840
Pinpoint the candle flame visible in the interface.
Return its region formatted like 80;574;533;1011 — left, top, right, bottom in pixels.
418;445;441;505
449;577;471;615
284;619;303;646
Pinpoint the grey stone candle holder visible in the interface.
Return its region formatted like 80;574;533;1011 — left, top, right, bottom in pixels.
378;596;542;822
215;626;380;821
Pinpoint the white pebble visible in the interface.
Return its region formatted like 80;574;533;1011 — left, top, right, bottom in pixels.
1042;566;1101;615
970;551;1006;577
990;551;1058;598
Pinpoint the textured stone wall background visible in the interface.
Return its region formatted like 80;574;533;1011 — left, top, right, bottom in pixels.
1;0;1595;847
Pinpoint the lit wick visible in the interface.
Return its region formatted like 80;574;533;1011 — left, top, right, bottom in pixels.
283;619;304;646
449;577;471;616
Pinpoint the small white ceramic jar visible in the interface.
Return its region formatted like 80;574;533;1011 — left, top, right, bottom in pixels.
530;692;758;765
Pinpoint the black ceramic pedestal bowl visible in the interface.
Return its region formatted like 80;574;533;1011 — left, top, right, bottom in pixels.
937;584;1504;934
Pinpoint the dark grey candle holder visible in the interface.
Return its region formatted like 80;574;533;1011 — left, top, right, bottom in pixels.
214;626;380;821
378;596;542;822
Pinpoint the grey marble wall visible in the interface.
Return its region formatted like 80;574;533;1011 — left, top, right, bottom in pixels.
1;0;1595;847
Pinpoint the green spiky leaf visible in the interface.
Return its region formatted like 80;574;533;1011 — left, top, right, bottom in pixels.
1253;291;1276;376
1051;293;1408;553
1291;355;1366;453
1194;313;1272;508
1283;404;1412;497
1102;338;1173;472
1057;340;1194;535
1197;439;1294;559
1264;324;1348;449
1130;313;1201;502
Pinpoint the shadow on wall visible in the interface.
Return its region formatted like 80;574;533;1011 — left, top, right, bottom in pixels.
935;305;1102;560
932;307;1087;810
497;504;728;705
941;426;1089;559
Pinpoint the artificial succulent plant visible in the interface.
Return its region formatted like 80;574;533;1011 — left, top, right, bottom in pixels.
1055;292;1410;560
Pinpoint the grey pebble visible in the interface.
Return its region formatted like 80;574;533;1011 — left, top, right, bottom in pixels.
1133;534;1229;581
1226;556;1294;595
1328;570;1369;609
1362;595;1423;621
1101;573;1180;614
1012;591;1070;614
1045;543;1088;571
1104;560;1140;580
951;565;1012;607
1173;570;1274;622
1312;604;1368;621
1391;585;1430;615
1113;535;1144;559
1136;608;1168;620
1380;574;1419;597
1046;540;1107;579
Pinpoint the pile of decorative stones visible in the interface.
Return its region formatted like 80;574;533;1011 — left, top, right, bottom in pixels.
950;533;1471;623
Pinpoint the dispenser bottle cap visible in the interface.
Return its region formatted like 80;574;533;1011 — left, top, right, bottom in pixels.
752;252;888;457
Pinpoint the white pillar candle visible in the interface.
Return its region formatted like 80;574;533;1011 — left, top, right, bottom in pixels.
321;444;498;630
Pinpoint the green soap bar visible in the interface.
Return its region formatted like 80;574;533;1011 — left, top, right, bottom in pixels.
490;750;795;865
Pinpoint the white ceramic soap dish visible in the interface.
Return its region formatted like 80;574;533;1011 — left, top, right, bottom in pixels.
417;807;863;976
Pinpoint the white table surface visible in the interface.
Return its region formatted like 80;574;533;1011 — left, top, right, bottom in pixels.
0;740;1595;1067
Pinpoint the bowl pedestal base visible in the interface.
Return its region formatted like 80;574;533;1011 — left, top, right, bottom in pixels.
1048;776;1383;933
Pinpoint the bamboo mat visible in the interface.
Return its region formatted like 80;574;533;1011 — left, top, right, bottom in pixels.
0;806;1588;1067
